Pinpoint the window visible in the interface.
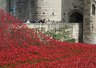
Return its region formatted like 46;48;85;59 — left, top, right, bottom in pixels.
92;4;95;15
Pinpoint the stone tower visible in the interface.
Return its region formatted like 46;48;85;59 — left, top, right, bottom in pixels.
0;0;8;12
34;0;61;21
8;0;61;21
83;0;96;44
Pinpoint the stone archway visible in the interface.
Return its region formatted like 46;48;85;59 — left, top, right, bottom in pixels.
69;10;83;42
69;12;83;23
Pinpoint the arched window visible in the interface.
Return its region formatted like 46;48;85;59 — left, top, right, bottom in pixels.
92;4;95;15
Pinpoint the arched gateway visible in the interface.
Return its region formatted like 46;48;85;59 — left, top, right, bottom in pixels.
69;10;83;42
69;12;83;23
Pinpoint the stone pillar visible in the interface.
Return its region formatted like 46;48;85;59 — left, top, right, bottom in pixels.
83;0;96;44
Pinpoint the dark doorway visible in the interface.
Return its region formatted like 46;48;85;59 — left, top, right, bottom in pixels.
69;12;83;23
69;11;83;43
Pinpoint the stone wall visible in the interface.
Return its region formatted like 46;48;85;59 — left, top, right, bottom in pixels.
9;0;61;21
62;0;84;22
26;23;83;42
0;0;8;12
8;0;84;22
34;0;61;21
83;0;96;44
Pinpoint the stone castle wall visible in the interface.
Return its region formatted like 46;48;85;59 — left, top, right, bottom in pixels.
8;0;61;21
8;0;84;22
83;0;96;44
26;23;83;42
0;0;8;12
62;0;84;22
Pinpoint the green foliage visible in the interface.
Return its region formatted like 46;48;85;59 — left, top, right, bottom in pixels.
36;25;76;43
65;38;76;43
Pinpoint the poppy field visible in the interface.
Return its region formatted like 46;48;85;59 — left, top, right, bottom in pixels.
0;9;96;68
